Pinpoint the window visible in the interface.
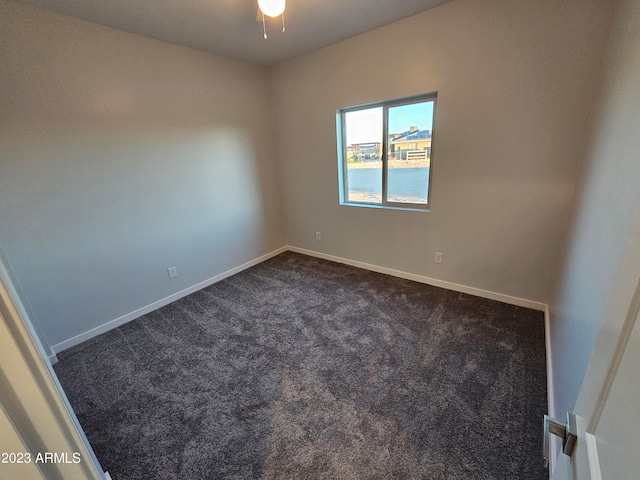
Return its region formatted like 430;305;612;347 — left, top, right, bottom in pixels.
337;93;436;210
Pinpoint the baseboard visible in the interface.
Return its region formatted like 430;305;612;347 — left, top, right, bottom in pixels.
51;244;546;355
288;246;546;312
51;247;288;354
48;353;59;365
544;305;555;417
545;304;558;476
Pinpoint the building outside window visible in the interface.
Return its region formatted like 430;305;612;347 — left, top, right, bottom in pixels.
337;93;437;210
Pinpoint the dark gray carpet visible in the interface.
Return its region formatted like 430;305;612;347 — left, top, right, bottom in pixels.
54;252;547;479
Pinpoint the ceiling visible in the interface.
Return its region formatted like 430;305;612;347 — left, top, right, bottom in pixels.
13;0;452;66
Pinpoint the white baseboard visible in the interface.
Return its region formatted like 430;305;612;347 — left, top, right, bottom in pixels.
48;353;59;365
51;247;288;354
545;304;558;476
288;246;546;311
51;244;546;356
545;305;555;417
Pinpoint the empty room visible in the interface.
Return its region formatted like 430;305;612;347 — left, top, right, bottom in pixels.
1;0;639;479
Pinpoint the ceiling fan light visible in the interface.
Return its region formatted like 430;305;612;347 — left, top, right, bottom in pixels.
258;0;285;18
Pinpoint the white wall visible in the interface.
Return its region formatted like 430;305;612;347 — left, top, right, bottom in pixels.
549;0;640;421
0;1;285;351
270;0;612;304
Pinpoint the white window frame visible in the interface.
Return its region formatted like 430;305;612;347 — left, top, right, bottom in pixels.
336;92;437;211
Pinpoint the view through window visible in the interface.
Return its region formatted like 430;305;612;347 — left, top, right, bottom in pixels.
338;93;436;209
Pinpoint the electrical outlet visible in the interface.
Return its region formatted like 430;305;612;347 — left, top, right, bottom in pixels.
167;266;178;278
316;232;322;241
434;252;443;264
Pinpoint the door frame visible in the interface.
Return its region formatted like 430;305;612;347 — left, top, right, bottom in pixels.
551;211;640;479
0;253;106;479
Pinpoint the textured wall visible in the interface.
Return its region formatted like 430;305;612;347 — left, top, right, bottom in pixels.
269;0;612;303
0;1;285;350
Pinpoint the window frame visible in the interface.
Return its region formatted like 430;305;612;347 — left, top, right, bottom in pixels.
337;92;437;212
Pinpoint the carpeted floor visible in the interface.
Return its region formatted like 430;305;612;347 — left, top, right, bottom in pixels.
54;252;547;479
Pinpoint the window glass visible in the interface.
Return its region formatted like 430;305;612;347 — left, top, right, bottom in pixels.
344;107;383;204
387;101;434;205
338;93;436;210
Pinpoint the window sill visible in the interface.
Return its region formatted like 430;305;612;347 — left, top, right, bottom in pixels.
339;202;430;213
